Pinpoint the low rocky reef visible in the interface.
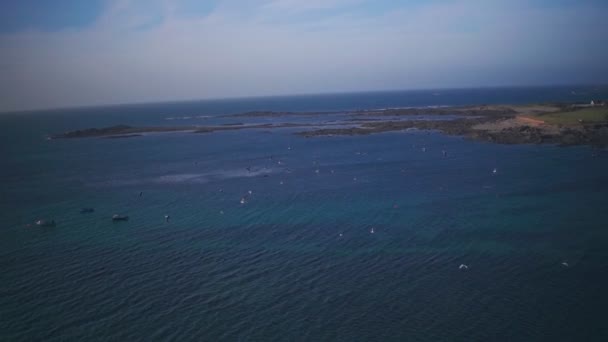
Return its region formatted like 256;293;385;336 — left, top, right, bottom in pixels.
52;125;191;138
226;106;521;118
50;102;608;147
50;122;312;139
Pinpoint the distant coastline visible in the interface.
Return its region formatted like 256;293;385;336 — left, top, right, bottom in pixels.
50;101;608;147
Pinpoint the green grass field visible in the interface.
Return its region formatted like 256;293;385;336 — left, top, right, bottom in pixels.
534;107;608;125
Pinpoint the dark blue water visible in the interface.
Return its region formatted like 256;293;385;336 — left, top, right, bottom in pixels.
2;86;608;341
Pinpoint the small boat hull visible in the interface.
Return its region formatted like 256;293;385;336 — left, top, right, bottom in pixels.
112;215;129;222
35;220;56;227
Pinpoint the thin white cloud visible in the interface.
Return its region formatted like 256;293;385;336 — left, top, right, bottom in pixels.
0;0;606;112
261;0;364;13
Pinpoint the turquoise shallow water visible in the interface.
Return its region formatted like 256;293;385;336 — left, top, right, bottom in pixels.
2;86;608;341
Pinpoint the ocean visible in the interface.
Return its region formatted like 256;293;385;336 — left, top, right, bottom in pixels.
2;85;608;341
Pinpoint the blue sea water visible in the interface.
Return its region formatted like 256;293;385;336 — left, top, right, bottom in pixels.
2;85;608;341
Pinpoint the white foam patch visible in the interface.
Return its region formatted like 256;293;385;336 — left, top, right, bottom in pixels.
154;173;209;184
216;168;273;179
94;167;277;187
153;169;274;184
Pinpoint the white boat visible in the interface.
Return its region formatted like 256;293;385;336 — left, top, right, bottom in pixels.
35;219;56;227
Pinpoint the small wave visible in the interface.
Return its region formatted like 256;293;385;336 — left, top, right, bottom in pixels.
164;116;192;121
154;169;274;184
97;178;143;186
164;115;211;121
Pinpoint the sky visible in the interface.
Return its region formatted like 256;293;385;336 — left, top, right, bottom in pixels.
0;0;607;112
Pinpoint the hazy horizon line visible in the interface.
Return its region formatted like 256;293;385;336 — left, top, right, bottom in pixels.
2;82;606;115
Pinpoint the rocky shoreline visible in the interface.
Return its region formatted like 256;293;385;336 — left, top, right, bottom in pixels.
296;117;608;146
50;102;608;147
